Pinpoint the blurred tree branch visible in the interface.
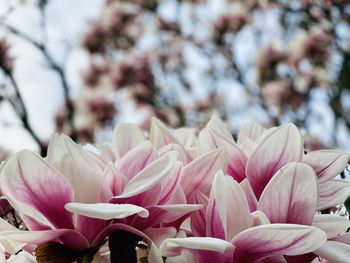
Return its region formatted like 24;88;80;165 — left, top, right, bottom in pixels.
0;65;46;155
0;22;77;141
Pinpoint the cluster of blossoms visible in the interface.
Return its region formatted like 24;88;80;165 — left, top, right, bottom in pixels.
0;116;349;262
52;0;350;149
256;27;333;111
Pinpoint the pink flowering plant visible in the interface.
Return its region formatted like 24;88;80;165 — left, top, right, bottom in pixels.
0;116;349;262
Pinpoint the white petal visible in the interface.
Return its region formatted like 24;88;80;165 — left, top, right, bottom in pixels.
113;123;146;158
314;241;350;263
160;237;234;257
65;203;149;220
120;151;178;198
312;214;350;239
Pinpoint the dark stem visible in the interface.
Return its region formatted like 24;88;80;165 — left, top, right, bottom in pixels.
10;210;21;228
82;254;94;263
1;23;77;140
108;231;141;263
1;67;47;155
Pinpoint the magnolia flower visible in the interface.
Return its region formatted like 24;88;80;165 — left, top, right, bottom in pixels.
261;80;290;108
257;162;350;262
197;116;350;204
119;117;350;216
81;21;107;53
160;171;327;262
290;27;332;65
255;42;288;83
0;117;349;263
145;117;350;213
0;132;200;262
214;2;250;39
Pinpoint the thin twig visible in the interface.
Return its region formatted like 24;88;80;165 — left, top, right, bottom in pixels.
1;66;46;154
1;23;77;139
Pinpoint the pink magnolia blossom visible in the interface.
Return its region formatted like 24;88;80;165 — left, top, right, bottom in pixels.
0;117;349;262
261;80;290;107
0;132;200;262
198;116;350;204
257;162;350;262
160;171;327;262
143;117;350;214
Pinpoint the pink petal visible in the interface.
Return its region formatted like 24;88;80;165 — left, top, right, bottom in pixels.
131;204;202;231
167;186;187;205
116;141;156;179
198;128;247;182
0;229;89;251
232;224;327;262
237;122;265;144
0;150;74;230
129;185;164;208
160;237;234;263
258;162;318;225
181;149;227;201
206;198;225;240
158;144;190;165
99;143;115;164
317;180;350;210
144;227;177;247
150;118;181;149
190;191;208;237
206;172;252;241
314;241;350;263
246;124;303;198
302;150;349;183
239;139;257;158
18;213;51;231
111;151;178;199
103;163;127;197
239;179;258;212
197;128;221;154
312;215;350;239
47;134;105;203
205;115;233;139
173;128;196;148
112;123;146;159
251;210;270;226
76;215;108;245
158;162;183;205
68;202;149;246
332;232;350;244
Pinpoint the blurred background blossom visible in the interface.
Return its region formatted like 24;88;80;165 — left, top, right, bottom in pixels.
0;0;349;155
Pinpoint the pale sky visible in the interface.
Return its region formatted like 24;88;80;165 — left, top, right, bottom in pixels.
0;0;103;151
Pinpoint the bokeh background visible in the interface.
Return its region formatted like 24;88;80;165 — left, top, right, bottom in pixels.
0;0;349;158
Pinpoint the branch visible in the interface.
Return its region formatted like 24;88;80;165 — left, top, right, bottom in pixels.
1;23;77;139
0;66;46;155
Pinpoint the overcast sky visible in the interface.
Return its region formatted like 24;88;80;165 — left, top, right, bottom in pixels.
0;0;103;151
